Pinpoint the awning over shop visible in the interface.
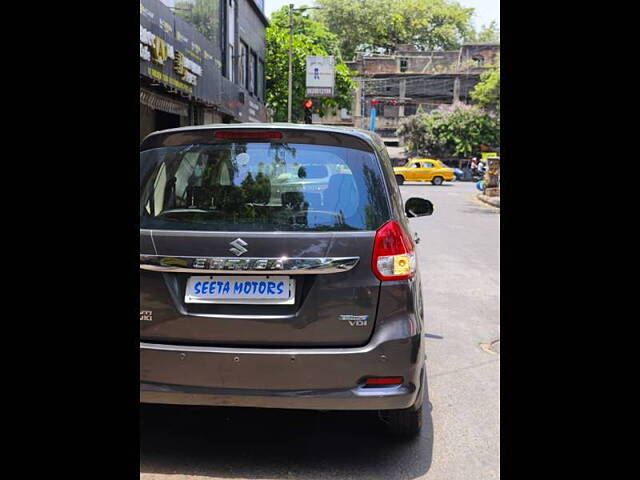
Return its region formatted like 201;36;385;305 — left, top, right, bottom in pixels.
140;89;189;117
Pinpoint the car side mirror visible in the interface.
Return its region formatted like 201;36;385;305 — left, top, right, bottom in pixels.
405;198;434;218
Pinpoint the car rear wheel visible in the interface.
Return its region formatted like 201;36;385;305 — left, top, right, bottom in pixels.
431;176;443;186
395;175;405;185
381;405;423;436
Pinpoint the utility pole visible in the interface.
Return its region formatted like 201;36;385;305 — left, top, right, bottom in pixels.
287;5;322;123
370;99;377;132
399;78;406;117
453;76;460;103
287;3;294;123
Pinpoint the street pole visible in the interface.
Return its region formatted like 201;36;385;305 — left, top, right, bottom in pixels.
399;78;406;118
369;99;377;132
370;104;376;132
286;5;322;123
287;3;294;123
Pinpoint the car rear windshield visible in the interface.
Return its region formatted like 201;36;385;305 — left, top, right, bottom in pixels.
140;142;390;232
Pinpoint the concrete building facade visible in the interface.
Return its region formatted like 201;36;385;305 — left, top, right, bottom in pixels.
140;0;269;142
342;43;500;142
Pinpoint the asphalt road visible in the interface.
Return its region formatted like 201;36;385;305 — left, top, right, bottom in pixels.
140;180;500;480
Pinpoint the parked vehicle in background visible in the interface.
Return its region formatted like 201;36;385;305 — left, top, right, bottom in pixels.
393;158;455;185
140;124;434;436
440;162;463;181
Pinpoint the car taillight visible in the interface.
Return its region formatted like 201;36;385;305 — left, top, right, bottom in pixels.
372;220;416;281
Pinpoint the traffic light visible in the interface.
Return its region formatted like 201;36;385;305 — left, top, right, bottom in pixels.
303;100;313;124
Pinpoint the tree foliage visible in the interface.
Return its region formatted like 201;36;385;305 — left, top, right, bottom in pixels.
313;0;476;60
265;6;356;122
396;103;499;158
470;54;500;112
467;20;500;44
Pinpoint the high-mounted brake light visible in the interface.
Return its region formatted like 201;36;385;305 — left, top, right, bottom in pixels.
214;130;283;140
371;220;416;281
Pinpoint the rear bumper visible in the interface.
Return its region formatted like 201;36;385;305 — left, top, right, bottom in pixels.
141;328;425;411
141;371;423;411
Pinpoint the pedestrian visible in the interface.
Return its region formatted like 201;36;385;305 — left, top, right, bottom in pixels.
478;160;485;174
469;157;479;179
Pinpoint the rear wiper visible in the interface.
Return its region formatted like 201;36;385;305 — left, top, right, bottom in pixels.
156;208;214;216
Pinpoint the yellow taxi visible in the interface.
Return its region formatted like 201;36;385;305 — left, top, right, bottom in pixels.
393;158;455;185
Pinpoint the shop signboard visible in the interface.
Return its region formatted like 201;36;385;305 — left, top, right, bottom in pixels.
139;0;266;121
305;56;335;97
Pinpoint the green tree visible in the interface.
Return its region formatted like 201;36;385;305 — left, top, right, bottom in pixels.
313;0;476;59
468;20;500;43
396;103;499;158
266;6;356;122
470;54;500;113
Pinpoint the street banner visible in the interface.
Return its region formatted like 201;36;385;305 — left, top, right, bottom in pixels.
305;56;335;97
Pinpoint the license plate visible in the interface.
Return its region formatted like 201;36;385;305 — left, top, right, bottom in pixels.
185;275;295;305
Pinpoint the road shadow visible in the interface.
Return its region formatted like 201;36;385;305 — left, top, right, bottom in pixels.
425;333;444;340
141;386;434;480
462;206;500;215
399;183;454;187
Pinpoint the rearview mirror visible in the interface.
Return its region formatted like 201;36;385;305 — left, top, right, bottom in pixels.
405;198;434;218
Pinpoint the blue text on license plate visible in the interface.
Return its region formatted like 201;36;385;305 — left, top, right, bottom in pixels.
184;275;295;305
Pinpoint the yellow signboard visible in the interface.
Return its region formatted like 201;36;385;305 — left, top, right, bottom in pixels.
147;67;193;94
481;152;498;162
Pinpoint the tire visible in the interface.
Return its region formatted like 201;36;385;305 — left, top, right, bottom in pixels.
382;405;423;436
395;175;405;185
431;176;443;186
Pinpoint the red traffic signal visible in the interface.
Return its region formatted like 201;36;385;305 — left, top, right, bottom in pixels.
303;100;313;124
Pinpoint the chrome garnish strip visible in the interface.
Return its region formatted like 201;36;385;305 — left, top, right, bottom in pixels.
179;313;296;320
139;341;376;355
139;255;359;275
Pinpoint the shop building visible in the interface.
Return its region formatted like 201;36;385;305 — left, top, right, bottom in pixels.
140;0;269;142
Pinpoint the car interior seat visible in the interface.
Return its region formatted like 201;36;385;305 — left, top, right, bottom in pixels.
322;174;358;219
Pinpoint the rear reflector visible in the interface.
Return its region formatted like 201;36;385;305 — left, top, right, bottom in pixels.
365;377;404;386
214;130;283;140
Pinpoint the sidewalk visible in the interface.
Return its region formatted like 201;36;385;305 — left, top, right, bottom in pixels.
477;194;500;208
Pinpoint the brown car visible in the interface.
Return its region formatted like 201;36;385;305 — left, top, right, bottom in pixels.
140;124;433;435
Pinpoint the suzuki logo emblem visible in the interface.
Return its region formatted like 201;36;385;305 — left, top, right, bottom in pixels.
229;238;248;256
